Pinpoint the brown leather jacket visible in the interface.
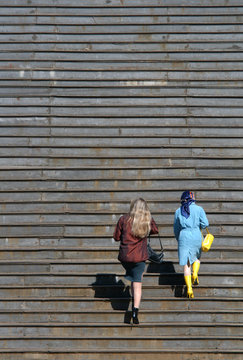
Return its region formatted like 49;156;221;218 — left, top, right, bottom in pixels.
113;214;159;263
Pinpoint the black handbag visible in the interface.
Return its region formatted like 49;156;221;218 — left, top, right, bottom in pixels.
147;233;164;264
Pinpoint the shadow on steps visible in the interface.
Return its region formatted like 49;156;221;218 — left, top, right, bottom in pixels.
91;273;134;324
146;261;186;297
90;262;187;324
91;273;131;310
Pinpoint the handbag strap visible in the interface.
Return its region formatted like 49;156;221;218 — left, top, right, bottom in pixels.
148;231;164;251
201;227;210;239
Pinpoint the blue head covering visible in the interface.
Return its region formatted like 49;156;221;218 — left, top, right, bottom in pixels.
180;191;195;218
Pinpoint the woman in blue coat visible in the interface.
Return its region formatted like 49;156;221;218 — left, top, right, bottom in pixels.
174;191;209;298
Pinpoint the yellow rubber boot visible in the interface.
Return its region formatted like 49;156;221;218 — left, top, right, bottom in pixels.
184;275;194;299
192;261;200;286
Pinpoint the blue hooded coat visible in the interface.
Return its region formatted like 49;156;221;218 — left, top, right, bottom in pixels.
174;202;209;266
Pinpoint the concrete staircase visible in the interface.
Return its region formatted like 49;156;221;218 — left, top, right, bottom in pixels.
0;0;243;358
0;235;242;359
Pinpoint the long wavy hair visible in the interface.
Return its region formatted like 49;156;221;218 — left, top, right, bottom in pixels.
129;198;151;238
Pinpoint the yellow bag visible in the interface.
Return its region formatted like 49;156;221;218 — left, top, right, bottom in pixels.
201;228;214;252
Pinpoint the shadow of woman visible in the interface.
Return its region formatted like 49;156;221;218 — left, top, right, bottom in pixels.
91;273;132;323
146;261;186;297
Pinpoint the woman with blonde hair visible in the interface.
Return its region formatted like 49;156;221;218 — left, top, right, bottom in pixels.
113;198;158;324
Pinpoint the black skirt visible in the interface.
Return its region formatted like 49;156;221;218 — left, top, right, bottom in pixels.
121;261;146;282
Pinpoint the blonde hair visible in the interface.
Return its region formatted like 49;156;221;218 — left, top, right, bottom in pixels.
129;198;151;238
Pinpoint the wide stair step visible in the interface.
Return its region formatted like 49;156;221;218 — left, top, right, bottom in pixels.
0;259;241;273
0;335;242;349
0;272;242;286
0;322;242;336
0;309;242;323
0;246;242;260
0;349;242;360
0;297;241;311
0;284;242;297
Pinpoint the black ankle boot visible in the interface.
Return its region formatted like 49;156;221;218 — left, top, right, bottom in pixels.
132;307;139;325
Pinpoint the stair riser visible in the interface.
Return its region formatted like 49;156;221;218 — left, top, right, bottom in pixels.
0;326;242;337
0;287;241;298
0;263;241;273
0;313;241;323
0;275;242;286
0;339;241;349
0;250;241;260
0;237;241;247
53;263;243;273
0;353;242;360
0;300;240;311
